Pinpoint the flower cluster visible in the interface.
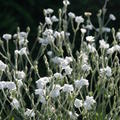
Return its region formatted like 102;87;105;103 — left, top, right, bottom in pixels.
0;0;119;119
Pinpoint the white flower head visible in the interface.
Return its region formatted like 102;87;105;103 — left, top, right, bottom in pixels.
3;34;12;40
81;52;88;64
0;81;6;89
74;98;83;108
62;65;73;75
24;108;35;117
81;64;91;72
54;73;63;79
44;8;54;15
86;36;95;42
75;16;84;24
11;98;20;109
17;47;28;55
80;28;87;34
51;15;59;22
16;71;26;80
54;31;61;38
99;39;109;49
116;32;120;40
47;51;53;57
62;84;74;93
85;24;93;30
50;84;61;98
88;44;96;53
45;17;52;25
113;45;120;52
0;60;7;71
0;81;16;90
40;96;46;104
68;12;75;19
63;0;70;6
100;66;112;77
36;77;50;89
75;78;89;89
105;66;112;77
35;88;45;96
84;96;96;110
109;14;116;21
6;82;16;90
107;47;114;54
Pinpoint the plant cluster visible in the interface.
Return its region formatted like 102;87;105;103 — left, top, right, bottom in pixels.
0;0;120;120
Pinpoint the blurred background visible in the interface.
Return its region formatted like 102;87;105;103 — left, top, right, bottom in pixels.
0;0;120;39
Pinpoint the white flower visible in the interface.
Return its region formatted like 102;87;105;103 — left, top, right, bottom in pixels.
65;56;73;63
68;111;79;119
16;47;28;55
75;16;84;24
74;98;83;108
84;96;96;110
116;32;120;40
40;96;46;104
19;38;28;46
0;81;16;90
47;51;53;57
75;78;89;89
63;0;70;6
81;52;88;64
36;77;50;89
109;14;116;21
102;27;111;33
63;65;73;75
35;88;45;96
43;29;53;36
54;73;63;79
52;57;64;64
18;32;28;38
0;60;7;71
81;64;91;72
17;79;23;88
105;66;112;77
99;39;109;49
85;25;93;30
50;84;61;98
62;84;74;93
0;81;6;89
113;45;120;52
96;27;111;33
68;12;75;19
88;44;96;53
86;36;95;42
107;45;120;54
38;38;49;46
51;15;58;22
54;31;61;38
16;71;26;79
11;98;20;109
107;47;114;54
44;8;54;15
39;35;54;46
6;82;16;90
100;66;112;77
24;108;35;117
3;34;12;40
45;17;52;25
80;28;86;34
